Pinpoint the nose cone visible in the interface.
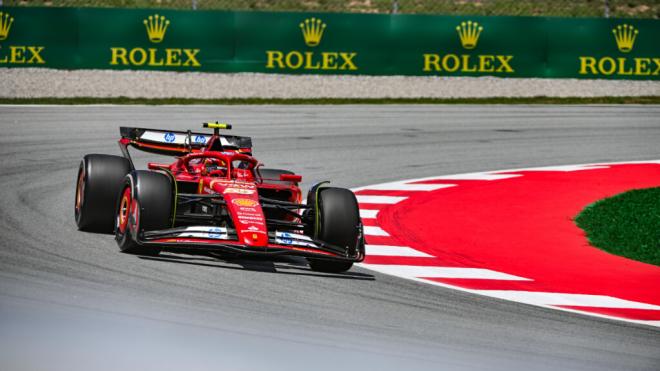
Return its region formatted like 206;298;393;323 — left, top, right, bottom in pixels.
216;182;268;247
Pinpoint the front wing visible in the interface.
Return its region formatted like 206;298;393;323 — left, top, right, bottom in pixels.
138;226;363;262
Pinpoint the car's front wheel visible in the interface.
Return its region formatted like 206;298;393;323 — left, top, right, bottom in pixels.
115;171;172;256
307;187;364;273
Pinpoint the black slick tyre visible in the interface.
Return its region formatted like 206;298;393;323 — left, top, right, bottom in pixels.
307;187;363;273
115;171;172;256
75;154;131;233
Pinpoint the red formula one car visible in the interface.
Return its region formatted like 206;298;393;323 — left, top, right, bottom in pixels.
74;123;365;272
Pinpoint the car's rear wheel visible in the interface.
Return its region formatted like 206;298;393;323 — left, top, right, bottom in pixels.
307;187;363;273
75;154;131;233
115;171;172;256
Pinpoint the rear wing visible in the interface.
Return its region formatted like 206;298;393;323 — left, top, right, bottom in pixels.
119;127;253;156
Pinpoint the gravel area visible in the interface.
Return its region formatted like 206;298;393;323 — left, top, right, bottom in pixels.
2;68;659;98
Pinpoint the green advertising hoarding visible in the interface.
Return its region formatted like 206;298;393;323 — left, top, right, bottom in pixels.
0;7;658;79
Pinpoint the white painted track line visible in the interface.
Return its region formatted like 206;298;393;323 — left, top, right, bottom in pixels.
365;182;456;191
363;226;390;236
365;245;433;257
351;160;660;194
360;264;531;280
423;173;521;181
474;291;660;310
515;165;609;172
356;195;407;204
359;209;379;219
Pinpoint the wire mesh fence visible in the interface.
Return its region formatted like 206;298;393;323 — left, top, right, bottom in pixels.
3;0;659;18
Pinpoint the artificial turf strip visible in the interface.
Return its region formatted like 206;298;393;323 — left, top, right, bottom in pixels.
1;96;660;105
575;187;660;267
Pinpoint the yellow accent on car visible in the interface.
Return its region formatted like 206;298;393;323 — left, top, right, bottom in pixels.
204;122;231;129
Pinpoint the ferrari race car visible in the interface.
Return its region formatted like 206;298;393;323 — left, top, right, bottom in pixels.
74;123;365;273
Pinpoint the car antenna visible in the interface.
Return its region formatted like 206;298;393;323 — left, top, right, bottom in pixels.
203;122;232;136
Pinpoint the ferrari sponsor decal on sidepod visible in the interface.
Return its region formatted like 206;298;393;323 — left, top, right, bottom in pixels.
203;187;217;194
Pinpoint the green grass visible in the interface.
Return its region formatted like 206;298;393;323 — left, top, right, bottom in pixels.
4;0;659;18
1;96;660;105
575;187;660;266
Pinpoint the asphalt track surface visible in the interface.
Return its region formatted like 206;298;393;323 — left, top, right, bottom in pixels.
1;105;659;371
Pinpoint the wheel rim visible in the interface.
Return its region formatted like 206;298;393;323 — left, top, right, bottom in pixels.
75;169;85;216
118;187;132;234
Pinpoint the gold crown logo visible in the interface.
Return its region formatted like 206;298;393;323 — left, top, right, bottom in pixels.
0;12;15;41
612;24;638;53
143;14;170;43
299;18;326;47
456;20;483;50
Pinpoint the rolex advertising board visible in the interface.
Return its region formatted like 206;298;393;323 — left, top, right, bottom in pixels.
235;12;376;74
0;6;658;79
77;8;235;71
547;18;660;78
0;8;77;68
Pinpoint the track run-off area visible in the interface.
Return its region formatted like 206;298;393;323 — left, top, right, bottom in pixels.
355;161;660;327
0;105;659;371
